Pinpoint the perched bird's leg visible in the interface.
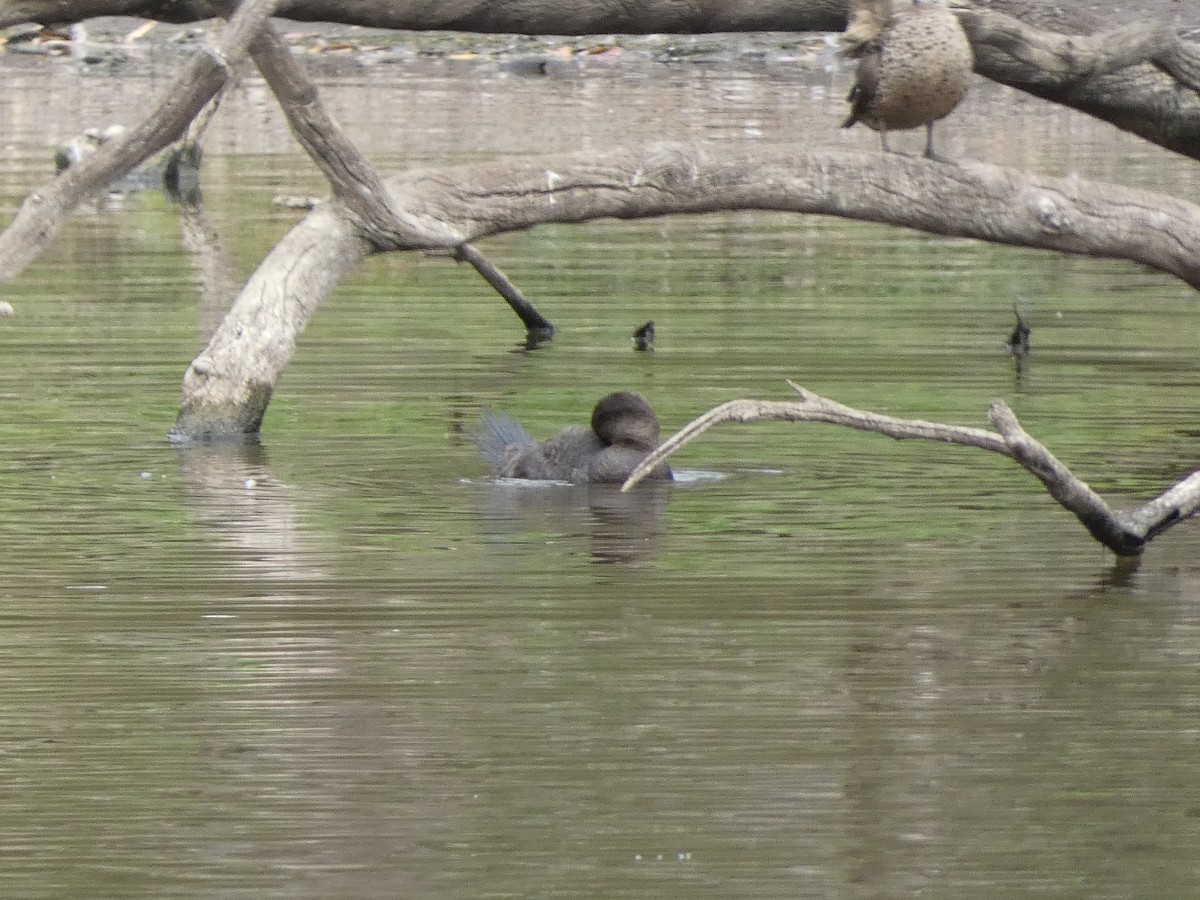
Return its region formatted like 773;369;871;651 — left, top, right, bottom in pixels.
923;124;941;161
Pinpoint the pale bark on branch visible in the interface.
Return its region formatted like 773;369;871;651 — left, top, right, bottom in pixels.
381;146;1200;288
5;0;1200;443
961;8;1200;160
620;381;1200;557
171;200;372;441
244;21;462;249
245;18;556;329
4;0;1200;289
169;141;1200;440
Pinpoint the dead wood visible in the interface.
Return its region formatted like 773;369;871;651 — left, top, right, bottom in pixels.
243;21;461;249
0;0;281;282
170;200;373;442
5;0;1200;287
452;244;556;338
3;0;1200;443
165;141;1200;441
380;146;1200;289
620;381;1200;556
961;8;1200;160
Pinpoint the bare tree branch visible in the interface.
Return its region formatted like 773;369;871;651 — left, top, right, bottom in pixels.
170;200;373;442
7;1;1199;441
452;244;556;336
382;145;1200;289
962;8;1200;159
621;381;1200;556
7;1;1200;287
243;21;462;248
168;142;1200;441
247;20;554;330
0;0;281;283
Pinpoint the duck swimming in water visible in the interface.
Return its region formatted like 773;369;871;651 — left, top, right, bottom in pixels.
477;391;673;484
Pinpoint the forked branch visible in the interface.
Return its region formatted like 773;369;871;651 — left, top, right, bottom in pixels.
960;8;1200;160
621;381;1200;556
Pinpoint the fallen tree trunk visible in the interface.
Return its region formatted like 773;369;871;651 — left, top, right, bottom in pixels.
4;0;1200;444
379;146;1200;286
5;0;1193;35
620;381;1200;557
960;9;1200;160
167;141;1200;441
171;201;371;441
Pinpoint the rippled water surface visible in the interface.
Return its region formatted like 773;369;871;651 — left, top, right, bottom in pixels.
3;39;1200;898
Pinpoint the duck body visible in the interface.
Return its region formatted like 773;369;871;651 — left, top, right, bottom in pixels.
842;0;973;158
477;391;672;485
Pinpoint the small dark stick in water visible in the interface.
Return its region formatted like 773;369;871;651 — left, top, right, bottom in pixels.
632;321;655;352
841;0;974;160
1007;302;1030;358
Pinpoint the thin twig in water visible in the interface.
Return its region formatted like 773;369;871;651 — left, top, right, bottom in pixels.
621;380;1200;557
454;243;556;336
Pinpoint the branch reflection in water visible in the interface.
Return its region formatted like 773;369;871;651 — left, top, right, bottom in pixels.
477;479;670;567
